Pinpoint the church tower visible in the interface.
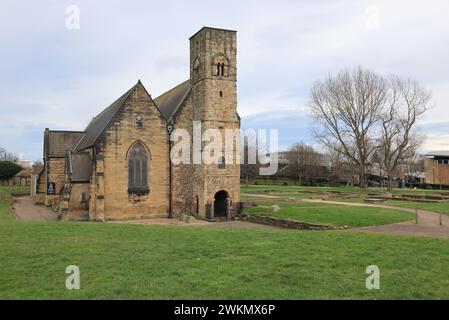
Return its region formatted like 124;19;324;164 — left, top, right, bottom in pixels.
189;27;240;219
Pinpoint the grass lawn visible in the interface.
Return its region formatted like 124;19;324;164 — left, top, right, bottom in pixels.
0;186;30;194
243;201;414;227
1;189;449;299
385;200;449;216
241;185;448;196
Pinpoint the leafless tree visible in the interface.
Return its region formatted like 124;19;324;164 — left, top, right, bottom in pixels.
286;142;322;185
377;77;430;190
326;149;358;186
0;147;18;162
403;151;425;188
240;137;260;186
309;67;387;188
32;160;44;174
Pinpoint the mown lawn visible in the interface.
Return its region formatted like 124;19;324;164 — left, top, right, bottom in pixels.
1;190;449;299
0;186;30;194
243;201;414;227
241;185;448;196
385;200;449;216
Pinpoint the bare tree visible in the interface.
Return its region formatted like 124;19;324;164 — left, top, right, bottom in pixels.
326;150;358;186
0;147;18;162
309;67;387;188
286;142;322;185
403;151;425;188
377;77;430;190
240;137;260;186
32;160;44;174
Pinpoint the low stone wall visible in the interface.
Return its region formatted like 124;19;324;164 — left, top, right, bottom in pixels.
242;214;338;230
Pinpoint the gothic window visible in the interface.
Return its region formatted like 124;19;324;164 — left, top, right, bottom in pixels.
128;142;149;195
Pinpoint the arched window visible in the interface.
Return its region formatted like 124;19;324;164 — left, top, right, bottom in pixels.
212;55;229;77
128;142;149;195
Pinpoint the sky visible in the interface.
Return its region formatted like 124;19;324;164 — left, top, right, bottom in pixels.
1;0;449;162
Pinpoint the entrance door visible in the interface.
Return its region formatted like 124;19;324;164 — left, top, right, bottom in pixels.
214;190;229;218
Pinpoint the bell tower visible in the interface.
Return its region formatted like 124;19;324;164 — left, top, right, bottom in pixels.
189;27;240;219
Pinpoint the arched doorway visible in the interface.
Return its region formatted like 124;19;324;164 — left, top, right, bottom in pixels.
214;190;229;218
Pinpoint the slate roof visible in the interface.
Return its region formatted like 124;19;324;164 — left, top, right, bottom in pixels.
74;83;139;151
68;152;92;182
153;80;191;121
44;130;85;158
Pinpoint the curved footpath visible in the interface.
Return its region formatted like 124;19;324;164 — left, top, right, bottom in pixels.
243;194;449;239
12;194;449;238
302;199;449;239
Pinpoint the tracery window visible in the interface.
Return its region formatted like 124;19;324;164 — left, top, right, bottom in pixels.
128;142;149;195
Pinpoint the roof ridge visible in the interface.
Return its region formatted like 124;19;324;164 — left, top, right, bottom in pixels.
74;82;140;151
91;83;138;121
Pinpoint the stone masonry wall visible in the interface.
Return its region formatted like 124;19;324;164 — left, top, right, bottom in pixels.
189;28;240;218
92;83;170;221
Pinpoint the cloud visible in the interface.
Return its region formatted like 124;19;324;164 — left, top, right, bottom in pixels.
0;0;448;161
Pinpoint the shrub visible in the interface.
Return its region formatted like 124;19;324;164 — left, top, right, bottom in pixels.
0;161;23;180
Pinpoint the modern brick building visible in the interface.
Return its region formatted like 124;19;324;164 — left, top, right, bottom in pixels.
35;27;241;221
425;151;449;186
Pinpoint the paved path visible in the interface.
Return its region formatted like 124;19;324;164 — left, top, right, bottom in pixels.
242;193;449;238
12;196;58;221
302;199;449;239
11;196;275;229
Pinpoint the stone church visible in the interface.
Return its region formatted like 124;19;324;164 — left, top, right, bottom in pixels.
34;27;241;221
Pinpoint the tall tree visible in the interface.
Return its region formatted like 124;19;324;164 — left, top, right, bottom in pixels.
377;77;430;190
309;67;387;188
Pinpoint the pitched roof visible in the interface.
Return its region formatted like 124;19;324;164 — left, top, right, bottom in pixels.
44;130;85;158
74;83;139;151
15;168;32;178
153;80;191;121
68;152;92;182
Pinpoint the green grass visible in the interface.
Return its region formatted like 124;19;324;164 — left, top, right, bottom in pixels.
0;186;30;194
242;184;448;195
243;201;414;227
1;186;449;299
385;200;449;216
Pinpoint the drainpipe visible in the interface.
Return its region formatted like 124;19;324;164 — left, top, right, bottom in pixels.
167;123;174;218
